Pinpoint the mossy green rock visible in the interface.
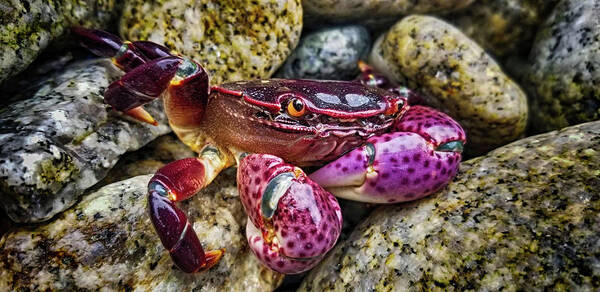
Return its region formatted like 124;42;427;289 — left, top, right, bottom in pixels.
0;0;119;84
120;0;302;85
300;120;600;291
447;0;559;58
526;0;600;134
370;15;528;155
0;173;283;291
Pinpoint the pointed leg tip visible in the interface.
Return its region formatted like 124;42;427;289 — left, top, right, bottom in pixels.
124;106;159;126
197;248;225;272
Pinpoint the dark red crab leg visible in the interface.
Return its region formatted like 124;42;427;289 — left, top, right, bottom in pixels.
72;27;209;126
148;145;233;272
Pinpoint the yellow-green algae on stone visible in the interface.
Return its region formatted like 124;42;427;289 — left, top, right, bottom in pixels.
525;0;600;134
0;172;283;291
0;0;119;84
300;120;600;291
120;0;302;85
370;15;528;155
446;0;559;58
303;0;475;25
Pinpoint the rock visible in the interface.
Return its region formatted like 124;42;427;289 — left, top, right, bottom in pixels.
120;0;303;85
98;134;195;187
0;173;284;291
300;121;600;291
0;0;120;84
275;25;371;80
525;0;600;134
0;59;170;223
369;15;528;155
446;0;559;58
303;0;475;27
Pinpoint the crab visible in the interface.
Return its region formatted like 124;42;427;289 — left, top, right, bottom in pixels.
72;27;466;275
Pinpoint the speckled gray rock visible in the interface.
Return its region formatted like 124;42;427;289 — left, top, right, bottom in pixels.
447;0;559;58
303;0;475;26
98;134;195;187
0;0;120;84
275;25;371;80
120;0;302;85
0;173;283;291
526;0;600;134
300;121;600;291
370;15;528;155
0;59;170;223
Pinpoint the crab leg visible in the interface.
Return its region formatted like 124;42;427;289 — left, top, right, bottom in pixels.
147;145;232;273
310;105;466;203
237;154;342;274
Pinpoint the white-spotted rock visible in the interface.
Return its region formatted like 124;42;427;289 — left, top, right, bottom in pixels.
300;120;600;291
525;0;600;133
0;59;170;223
0;173;283;290
120;0;303;85
370;15;528;155
275;25;371;80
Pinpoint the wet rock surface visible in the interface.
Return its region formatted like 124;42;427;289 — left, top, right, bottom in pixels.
300;121;600;291
98;134;195;187
0;59;170;223
0;173;283;291
303;0;475;26
526;0;600;133
447;0;559;58
0;0;120;83
275;25;371;80
120;0;303;85
370;15;528;155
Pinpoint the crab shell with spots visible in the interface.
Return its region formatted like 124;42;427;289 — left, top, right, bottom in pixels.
72;27;466;275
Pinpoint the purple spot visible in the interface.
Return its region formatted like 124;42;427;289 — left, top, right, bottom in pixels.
317;233;324;242
381;173;390;179
391;157;398;163
384;136;392;142
287;242;294;248
424;160;430;168
356;154;363;161
299;232;307;240
277;261;285;268
413;153;421;162
376;186;385;193
335;163;341;168
342;167;349;172
414;178;421;185
423;174;431;181
436;161;442;169
401;178;409;185
305;243;313;250
254;177;261;185
407;168;415;173
281;230;288;237
403;156;410;163
388;198;396;203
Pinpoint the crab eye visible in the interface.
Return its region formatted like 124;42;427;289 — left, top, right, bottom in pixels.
287;98;306;117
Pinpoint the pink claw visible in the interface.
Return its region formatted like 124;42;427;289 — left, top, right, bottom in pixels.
310;105;465;203
237;154;342;274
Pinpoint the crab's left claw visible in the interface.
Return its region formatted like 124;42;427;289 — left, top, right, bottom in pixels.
237;154;342;274
310;105;466;203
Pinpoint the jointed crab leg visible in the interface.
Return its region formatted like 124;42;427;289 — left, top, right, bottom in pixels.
147;145;233;273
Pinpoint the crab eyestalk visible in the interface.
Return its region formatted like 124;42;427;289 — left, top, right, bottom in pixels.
237;154;342;274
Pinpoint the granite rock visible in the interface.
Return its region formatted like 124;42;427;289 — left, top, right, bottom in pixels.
276;25;371;80
0;173;283;291
370;15;528;155
526;0;600;133
447;0;559;58
98;134;195;187
0;59;170;223
303;0;475;26
120;0;303;85
0;0;120;84
300;120;600;291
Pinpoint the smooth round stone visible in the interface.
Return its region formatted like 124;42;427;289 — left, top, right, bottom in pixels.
0;0;119;84
120;0;302;85
370;15;528;155
303;0;475;25
526;0;600;134
300;120;600;291
0;59;170;223
447;0;559;58
0;173;283;290
276;25;371;80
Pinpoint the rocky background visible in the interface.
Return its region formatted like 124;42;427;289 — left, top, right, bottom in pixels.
0;0;599;291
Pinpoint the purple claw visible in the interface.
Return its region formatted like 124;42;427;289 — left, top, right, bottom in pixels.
310;105;465;203
237;154;342;274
